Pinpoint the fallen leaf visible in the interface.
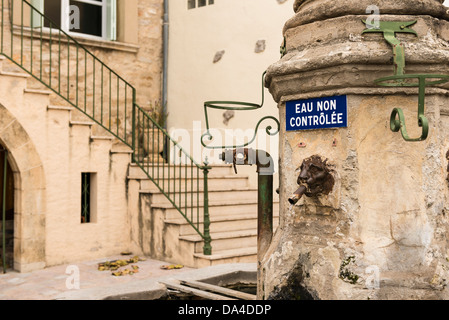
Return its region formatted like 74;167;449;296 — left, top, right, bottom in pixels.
116;260;128;266
161;264;184;270
127;256;139;264
98;256;146;276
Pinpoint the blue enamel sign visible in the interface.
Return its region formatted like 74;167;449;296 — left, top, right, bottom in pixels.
286;95;348;131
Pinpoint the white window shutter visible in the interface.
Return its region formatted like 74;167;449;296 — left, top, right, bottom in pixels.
31;0;44;28
106;0;117;41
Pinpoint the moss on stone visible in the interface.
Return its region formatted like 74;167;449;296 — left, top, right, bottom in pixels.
339;256;359;285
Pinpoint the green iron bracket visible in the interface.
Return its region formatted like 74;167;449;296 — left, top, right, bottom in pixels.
201;71;280;150
201;72;278;261
362;20;449;142
362;20;417;77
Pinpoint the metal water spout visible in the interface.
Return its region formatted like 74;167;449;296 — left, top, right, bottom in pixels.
288;185;307;206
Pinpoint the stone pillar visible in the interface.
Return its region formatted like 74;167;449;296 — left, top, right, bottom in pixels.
261;0;449;300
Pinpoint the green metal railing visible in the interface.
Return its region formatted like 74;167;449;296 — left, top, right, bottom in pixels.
0;0;212;255
134;104;212;255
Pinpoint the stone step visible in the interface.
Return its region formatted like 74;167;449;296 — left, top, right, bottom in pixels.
180;229;258;252
143;187;260;206
48;106;107;146
111;145;133;155
135;174;250;192
129;163;234;179
23;88;52;96
193;246;258;267
47;104;127;156
90;135;114;141
47;105;74;112
0;70;30;79
90;136;115;146
163;208;280;236
68;120;93;146
69;120;95;127
89;136;114;152
154;198;280;220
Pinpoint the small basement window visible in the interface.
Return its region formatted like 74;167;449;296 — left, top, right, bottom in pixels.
81;172;97;224
188;0;214;9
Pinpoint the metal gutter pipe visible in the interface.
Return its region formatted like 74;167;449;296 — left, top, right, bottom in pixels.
162;0;169;128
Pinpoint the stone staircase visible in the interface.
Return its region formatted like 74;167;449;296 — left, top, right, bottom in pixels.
0;56;133;268
128;163;279;268
0;55;280;270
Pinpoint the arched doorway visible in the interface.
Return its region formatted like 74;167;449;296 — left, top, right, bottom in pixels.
0;102;46;273
0;144;14;273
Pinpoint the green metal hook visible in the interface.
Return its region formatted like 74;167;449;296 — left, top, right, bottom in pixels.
375;73;449;142
390;108;429;142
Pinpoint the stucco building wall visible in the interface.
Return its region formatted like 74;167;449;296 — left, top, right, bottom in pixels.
167;0;294;186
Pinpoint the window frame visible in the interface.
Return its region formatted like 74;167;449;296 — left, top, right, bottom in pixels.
39;0;116;41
